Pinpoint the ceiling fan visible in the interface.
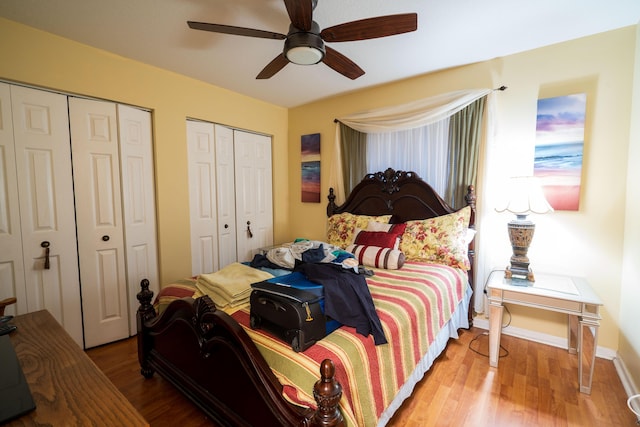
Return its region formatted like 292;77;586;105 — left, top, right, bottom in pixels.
187;0;417;80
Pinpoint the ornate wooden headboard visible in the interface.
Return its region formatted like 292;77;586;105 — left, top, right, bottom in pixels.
327;168;476;227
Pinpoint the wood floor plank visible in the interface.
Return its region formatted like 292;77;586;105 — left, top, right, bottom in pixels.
86;327;637;426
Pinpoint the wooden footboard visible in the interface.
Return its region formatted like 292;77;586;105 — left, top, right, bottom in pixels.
136;279;344;427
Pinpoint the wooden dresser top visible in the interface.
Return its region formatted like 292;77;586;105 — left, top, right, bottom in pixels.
6;310;148;426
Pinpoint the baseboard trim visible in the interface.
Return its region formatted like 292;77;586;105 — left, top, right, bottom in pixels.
612;355;640;422
472;318;617;360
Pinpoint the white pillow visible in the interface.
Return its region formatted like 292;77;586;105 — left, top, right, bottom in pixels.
366;221;393;232
465;228;477;245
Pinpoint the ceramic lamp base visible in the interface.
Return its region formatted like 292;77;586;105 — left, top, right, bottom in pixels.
505;217;536;282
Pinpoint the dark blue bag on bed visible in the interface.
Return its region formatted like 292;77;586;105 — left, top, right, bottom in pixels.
249;272;341;352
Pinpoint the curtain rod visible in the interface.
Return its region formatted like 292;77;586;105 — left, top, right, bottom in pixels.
333;86;507;123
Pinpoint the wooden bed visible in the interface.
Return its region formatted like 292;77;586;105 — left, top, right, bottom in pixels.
136;168;476;427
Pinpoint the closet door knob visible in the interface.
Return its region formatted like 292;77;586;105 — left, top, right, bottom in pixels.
41;241;51;270
246;221;253;238
224;224;229;229
102;235;110;242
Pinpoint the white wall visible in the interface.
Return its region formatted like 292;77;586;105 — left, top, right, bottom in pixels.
618;23;640;395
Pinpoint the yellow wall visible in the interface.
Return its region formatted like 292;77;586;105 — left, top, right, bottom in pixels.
288;27;637;356
0;17;289;284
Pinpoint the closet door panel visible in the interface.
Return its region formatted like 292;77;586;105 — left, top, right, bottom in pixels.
117;105;158;335
214;124;237;269
187;120;218;275
11;85;83;346
70;97;128;348
234;130;273;262
0;83;26;316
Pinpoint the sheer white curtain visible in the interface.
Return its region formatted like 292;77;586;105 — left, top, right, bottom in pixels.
366;119;450;196
330;88;496;315
330;88;492;204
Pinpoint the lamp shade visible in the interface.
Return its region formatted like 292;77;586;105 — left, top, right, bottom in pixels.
495;176;554;215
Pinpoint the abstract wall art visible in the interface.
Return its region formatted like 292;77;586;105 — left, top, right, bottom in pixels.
534;93;586;211
301;133;321;203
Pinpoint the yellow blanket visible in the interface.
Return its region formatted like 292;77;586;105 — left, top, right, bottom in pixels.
194;262;274;308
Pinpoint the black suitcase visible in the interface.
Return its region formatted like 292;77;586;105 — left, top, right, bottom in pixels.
249;272;340;352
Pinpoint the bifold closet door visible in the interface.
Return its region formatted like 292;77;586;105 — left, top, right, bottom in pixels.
186;120;219;276
234;130;273;262
215;124;237;269
186;121;273;272
69;97;129;348
117;104;159;335
2;84;84;346
0;83;25;316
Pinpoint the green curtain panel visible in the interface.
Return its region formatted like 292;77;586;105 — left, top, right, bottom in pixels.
446;97;486;209
339;123;368;194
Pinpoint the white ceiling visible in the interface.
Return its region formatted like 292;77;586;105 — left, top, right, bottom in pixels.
1;0;639;108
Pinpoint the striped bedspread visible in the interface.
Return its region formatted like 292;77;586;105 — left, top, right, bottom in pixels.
154;277;198;314
233;262;468;427
155;262;468;426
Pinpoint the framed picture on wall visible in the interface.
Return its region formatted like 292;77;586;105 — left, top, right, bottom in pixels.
534;93;586;211
301;133;321;203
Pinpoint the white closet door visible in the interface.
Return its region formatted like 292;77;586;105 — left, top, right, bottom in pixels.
215;124;237;269
11;85;83;346
186;120;218;276
0;83;26;317
117;104;159;335
69;97;128;348
234;130;273;262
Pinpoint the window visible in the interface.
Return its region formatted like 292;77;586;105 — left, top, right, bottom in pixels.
366;118;450;196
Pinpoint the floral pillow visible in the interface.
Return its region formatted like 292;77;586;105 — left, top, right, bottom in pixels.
327;213;391;249
399;206;471;270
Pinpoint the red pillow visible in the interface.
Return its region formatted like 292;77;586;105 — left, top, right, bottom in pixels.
354;224;406;249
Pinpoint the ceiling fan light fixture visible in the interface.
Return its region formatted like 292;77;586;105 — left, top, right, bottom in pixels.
284;29;325;65
286;46;324;65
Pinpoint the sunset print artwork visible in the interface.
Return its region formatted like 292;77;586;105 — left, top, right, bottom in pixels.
534;93;586;211
301;133;321;203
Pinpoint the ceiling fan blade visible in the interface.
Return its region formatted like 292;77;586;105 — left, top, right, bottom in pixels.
256;54;289;79
188;21;286;40
283;0;314;31
320;13;417;42
322;46;365;80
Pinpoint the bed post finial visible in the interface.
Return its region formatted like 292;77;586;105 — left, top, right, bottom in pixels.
136;279;155;323
327;188;337;217
311;359;344;427
465;185;477;227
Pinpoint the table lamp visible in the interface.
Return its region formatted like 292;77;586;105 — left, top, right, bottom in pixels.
495;176;553;282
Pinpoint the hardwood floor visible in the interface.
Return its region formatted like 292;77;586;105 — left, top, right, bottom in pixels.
86;327;636;426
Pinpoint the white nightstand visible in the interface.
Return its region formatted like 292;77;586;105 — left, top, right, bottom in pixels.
486;270;602;394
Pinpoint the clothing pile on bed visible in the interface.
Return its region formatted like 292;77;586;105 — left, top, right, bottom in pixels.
263;239;357;270
251;239;368;274
193;262;274;308
190;239;387;345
